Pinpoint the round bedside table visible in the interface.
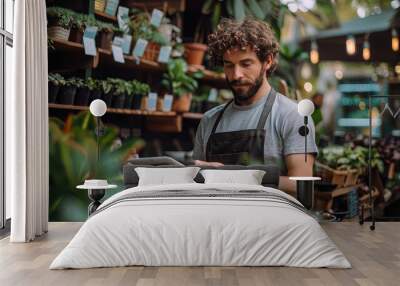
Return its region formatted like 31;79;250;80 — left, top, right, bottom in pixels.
77;180;117;216
289;177;321;210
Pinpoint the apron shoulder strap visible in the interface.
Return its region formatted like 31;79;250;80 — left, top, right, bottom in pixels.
256;88;277;130
210;99;233;135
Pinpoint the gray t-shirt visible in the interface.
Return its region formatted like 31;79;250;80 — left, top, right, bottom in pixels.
192;92;318;174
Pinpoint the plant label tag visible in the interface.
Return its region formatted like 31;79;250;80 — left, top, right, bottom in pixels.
105;0;119;17
208;88;218;102
157;46;172;63
83;26;98;56
150;9;164;27
117;6;130;33
147;92;158;111
163;94;173;112
112;37;125;63
122;34;132;54
133;38;148;58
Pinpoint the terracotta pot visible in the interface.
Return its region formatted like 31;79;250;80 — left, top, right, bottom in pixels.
142;42;160;62
48;26;70;41
94;0;106;12
172;93;192;113
69;27;84;43
97;31;114;51
184;43;207;66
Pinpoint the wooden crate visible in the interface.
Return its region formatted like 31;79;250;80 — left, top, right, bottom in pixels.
315;161;360;188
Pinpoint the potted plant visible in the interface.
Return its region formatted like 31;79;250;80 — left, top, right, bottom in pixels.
123;80;135;109
96;21;115;51
74;78;91;106
48;73;65;103
57;77;80;105
69;12;86;43
100;78;114;107
47;7;73;41
161;58;203;112
87;77;102;104
133;81;149;110
130;11;168;62
110;78;127;109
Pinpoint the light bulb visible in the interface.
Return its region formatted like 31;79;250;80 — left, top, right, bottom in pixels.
346;35;356;55
363;40;370;60
310;41;319;64
298;99;315;116
89;99;107;117
392;29;399;51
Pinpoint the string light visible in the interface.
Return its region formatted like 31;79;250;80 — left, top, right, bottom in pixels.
363;36;370;61
392;29;399;51
346;35;356;55
310;41;319;64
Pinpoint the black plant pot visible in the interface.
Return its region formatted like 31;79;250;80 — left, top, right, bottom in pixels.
112;94;126;109
89;89;102;104
74;87;90;106
57;86;77;105
132;94;143;110
124;95;134;109
48;82;59;103
101;92;113;107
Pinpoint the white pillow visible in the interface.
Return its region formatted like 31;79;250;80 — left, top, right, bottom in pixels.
200;169;266;185
135;167;201;186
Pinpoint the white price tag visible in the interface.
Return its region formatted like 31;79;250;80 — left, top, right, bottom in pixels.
117;6;130;33
83;26;98;56
147;92;158;111
157;46;172;63
150;9;164;27
163;94;173;112
132;38;148;58
208;88;218;102
122;35;132;54
112;37;125;63
105;0;119;17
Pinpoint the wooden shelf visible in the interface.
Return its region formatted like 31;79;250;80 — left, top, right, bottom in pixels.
48;103;176;117
94;11;117;22
182;112;203;120
50;38;226;85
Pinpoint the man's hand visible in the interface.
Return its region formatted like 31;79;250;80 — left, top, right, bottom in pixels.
194;160;224;167
279;154;315;195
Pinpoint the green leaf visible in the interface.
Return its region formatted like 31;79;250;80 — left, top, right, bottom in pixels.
246;0;266;20
233;0;246;21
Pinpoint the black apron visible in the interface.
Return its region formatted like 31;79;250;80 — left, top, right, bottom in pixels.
205;88;277;165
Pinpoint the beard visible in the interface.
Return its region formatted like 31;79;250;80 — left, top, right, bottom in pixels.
227;67;266;104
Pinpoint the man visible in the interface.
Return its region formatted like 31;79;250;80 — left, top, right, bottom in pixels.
192;18;318;194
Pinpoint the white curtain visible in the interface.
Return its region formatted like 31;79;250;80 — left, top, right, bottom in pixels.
7;0;49;242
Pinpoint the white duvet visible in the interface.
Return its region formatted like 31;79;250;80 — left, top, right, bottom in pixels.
50;183;351;269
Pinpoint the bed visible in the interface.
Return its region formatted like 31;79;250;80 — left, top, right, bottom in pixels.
50;158;351;269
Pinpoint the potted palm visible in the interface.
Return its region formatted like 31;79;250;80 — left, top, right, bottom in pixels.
161;58;203;112
47;7;73;41
48;73;65;103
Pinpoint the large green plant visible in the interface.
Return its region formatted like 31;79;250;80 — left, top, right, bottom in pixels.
161;59;203;97
318;145;384;174
49;112;144;221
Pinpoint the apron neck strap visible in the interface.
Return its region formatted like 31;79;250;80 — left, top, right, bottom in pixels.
256;88;277;130
210;99;233;135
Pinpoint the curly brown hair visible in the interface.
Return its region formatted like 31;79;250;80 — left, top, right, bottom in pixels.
208;18;280;77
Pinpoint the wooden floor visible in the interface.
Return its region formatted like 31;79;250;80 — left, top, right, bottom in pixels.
0;222;399;286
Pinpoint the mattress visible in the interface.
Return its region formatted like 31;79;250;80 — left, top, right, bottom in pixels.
50;183;351;269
